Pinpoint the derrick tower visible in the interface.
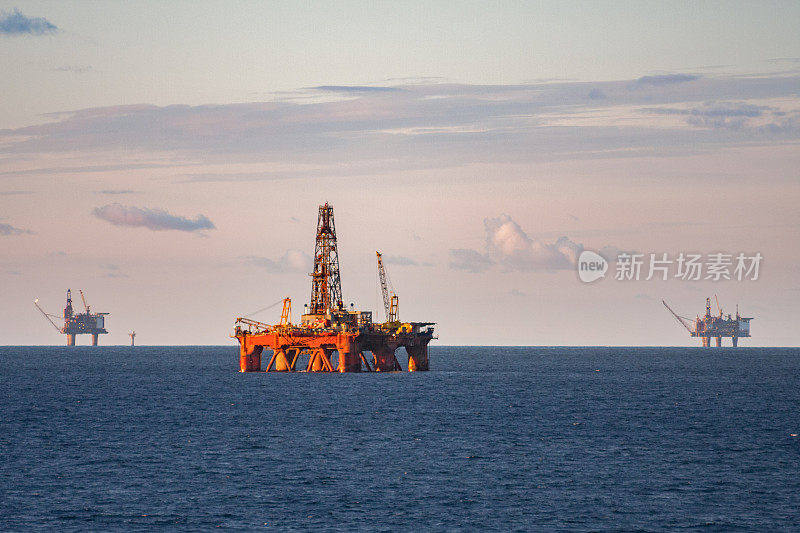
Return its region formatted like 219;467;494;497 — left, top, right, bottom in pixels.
309;202;343;314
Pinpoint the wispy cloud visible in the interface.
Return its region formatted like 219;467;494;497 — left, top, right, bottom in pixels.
97;189;136;195
53;65;92;74
92;204;215;232
448;249;492;273
2;73;799;174
244;251;311;274
0;223;33;235
383;255;431;267
0;190;32;196
313;85;400;93
646;101;797;130
102;263;128;278
634;74;699;86
0;8;57;35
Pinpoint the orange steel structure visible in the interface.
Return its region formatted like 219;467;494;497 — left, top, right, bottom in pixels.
234;203;435;373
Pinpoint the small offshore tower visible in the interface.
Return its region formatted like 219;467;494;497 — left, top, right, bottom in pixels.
663;296;752;347
35;289;109;345
234;203;435;372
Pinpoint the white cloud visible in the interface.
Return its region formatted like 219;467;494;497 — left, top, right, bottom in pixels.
244;250;312;274
485;215;583;271
449;215;587;273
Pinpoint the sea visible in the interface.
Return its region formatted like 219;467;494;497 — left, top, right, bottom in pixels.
1;346;799;531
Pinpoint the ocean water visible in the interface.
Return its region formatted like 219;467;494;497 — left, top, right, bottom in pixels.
1;346;799;531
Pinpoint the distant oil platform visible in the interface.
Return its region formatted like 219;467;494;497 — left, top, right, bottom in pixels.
663;296;752;347
234;202;435;372
35;289;109;346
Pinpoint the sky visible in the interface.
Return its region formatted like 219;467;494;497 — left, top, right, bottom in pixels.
1;1;799;346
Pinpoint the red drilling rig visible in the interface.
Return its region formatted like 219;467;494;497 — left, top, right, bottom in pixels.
233;203;435;372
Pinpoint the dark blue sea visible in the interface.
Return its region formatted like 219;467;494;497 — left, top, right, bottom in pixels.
1;346;799;531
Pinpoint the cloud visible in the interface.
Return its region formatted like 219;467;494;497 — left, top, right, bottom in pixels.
0;223;33;235
635;74;699;86
647;101;777;130
92;204;215;232
0;190;32;196
2;73;799;171
97;189;136;195
484;215;582;271
53;65;92;74
313;85;400;93
449;215;589;273
0;8;57;35
587;88;606;100
102;263;128;278
448;249;492;273
652;101;766;118
383;255;431;267
244;250;312;274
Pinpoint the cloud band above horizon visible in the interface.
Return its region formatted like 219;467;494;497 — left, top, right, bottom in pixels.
92;204;215;232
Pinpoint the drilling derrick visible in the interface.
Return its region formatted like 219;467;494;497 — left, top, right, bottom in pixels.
309;203;343;315
233;203;436;373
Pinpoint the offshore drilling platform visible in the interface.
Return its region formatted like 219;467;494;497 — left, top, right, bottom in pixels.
34;289;109;345
663;296;753;347
234;203;435;372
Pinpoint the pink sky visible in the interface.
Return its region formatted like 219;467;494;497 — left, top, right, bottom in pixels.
2;4;799;345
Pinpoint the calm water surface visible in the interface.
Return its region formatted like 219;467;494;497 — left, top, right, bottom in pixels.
1;346;799;531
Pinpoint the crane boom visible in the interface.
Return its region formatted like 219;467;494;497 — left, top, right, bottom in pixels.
376;252;391;321
662;299;695;333
34;299;62;332
376;251;398;323
279;297;292;327
79;290;90;313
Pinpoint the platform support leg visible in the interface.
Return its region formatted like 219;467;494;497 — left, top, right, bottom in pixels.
732;337;738;347
372;346;400;371
274;349;293;372
91;334;98;346
307;349;333;372
238;337;263;372
406;344;429;372
336;335;361;372
715;337;722;347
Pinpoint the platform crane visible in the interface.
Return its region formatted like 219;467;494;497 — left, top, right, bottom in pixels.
34;298;62;333
662;300;695;334
279;297;292;328
79;290;91;314
376;251;398;323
